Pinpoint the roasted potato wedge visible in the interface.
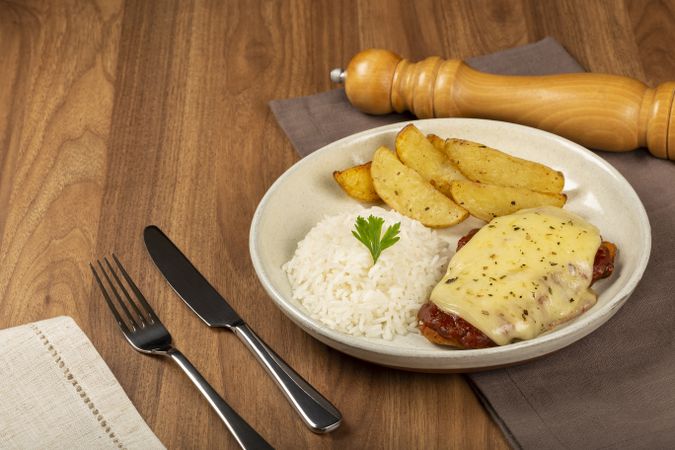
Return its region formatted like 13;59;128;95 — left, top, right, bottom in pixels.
395;125;466;198
443;138;564;194
371;146;468;227
426;133;446;153
333;162;381;202
450;180;567;222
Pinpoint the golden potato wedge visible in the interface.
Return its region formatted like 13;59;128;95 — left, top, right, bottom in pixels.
371;146;468;227
394;124;466;198
333;162;381;202
450;180;567;222
443;138;564;194
426;133;446;153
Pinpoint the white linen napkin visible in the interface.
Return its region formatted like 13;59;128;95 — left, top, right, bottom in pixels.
0;316;165;449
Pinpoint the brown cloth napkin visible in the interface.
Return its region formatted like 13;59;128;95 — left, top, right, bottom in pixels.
269;37;675;449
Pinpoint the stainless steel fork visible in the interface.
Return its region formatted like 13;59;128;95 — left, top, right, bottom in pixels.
91;254;273;450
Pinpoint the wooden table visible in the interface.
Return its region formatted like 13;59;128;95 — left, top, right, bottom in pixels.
1;1;673;448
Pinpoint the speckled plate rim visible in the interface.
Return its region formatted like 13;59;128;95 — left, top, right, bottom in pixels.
249;118;651;371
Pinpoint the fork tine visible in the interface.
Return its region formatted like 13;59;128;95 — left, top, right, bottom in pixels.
97;260;141;330
90;263;130;334
104;256;146;326
112;253;160;324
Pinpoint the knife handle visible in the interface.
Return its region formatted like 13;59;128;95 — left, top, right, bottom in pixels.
233;323;342;433
168;349;274;450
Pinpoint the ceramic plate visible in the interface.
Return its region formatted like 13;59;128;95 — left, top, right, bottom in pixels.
249;119;651;371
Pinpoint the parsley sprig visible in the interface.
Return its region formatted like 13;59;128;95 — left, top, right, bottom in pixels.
352;215;401;265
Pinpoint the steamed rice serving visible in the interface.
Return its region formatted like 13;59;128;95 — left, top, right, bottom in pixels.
282;206;451;340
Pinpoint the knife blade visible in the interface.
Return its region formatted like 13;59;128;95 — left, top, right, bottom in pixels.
143;225;342;433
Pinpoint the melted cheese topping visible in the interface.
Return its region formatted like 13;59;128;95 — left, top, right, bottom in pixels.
430;206;601;345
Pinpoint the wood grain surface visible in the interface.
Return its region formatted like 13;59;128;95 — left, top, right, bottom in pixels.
1;1;673;448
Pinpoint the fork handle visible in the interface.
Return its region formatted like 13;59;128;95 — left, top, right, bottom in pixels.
232;323;342;433
168;349;273;450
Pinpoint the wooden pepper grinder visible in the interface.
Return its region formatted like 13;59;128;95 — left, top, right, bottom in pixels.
330;49;675;160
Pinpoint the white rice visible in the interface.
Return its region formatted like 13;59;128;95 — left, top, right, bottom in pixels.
282;206;452;340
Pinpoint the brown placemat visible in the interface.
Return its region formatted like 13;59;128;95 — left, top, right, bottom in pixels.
269;37;675;449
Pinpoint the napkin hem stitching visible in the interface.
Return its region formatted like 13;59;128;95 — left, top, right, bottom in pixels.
30;323;127;450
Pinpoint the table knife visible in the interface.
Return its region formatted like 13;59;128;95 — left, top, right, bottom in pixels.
143;225;342;433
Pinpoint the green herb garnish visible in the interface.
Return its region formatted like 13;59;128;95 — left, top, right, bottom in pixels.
352;215;401;265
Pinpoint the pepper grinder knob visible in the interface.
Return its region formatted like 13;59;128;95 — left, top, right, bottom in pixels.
330;68;345;84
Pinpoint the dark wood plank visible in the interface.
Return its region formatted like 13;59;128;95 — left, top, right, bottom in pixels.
626;0;675;85
356;0;529;60
96;1;242;448
522;0;646;79
0;0;123;324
